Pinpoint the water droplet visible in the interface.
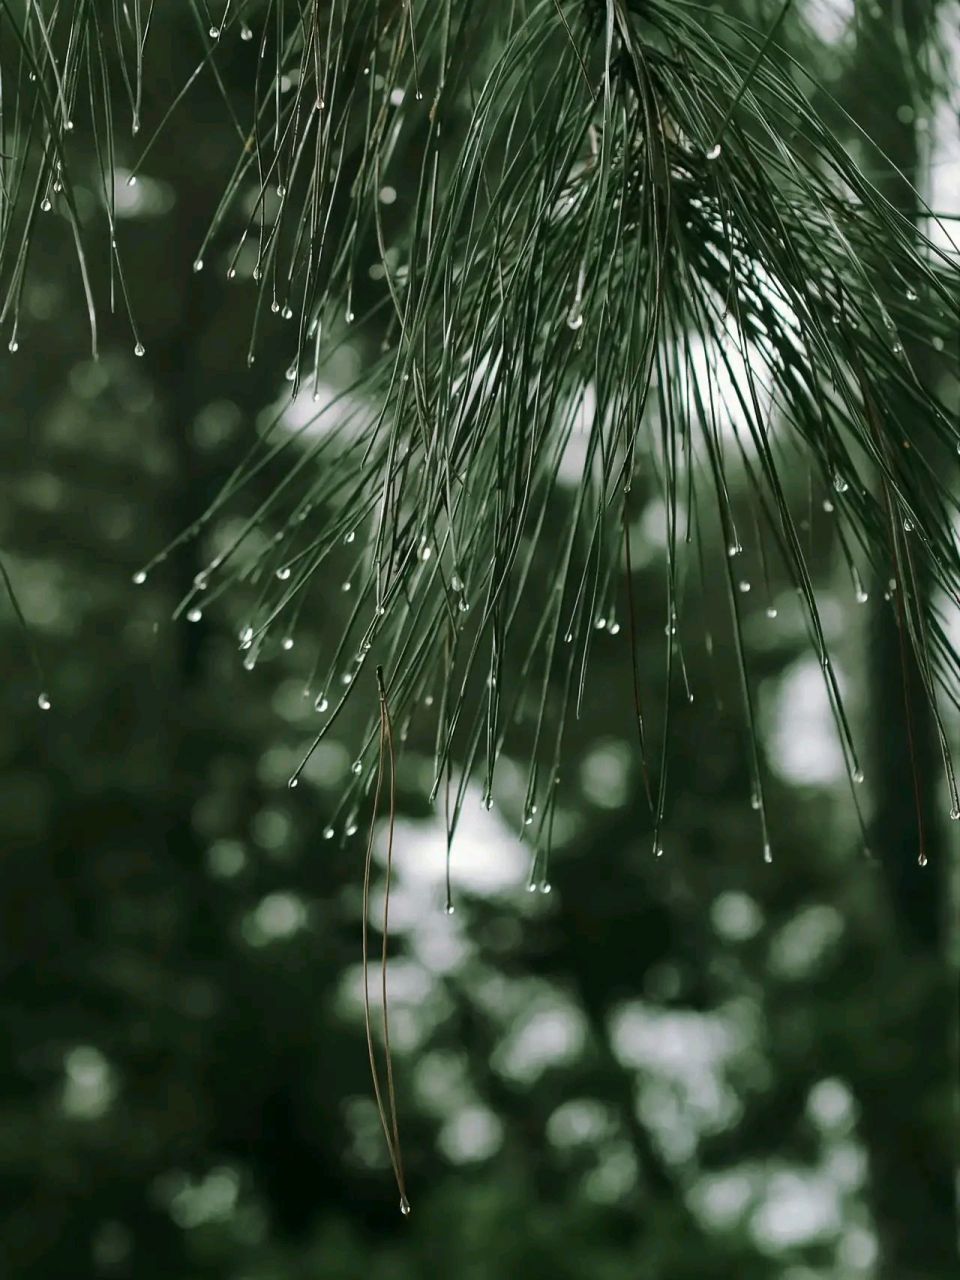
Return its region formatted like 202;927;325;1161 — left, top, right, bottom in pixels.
345;309;355;323
227;267;237;280
194;571;209;590
40;197;52;212
8;339;19;353
351;760;362;776
457;600;469;613
738;581;751;593
281;637;294;650
400;1196;411;1217
282;306;293;320
288;776;299;789
950;807;960;822
727;541;742;557
706;143;722;161
765;606;778;619
855;588;869;604
763;843;773;864
239;626;254;648
134;342;145;357
243;654;256;671
315;695;329;713
932;336;944;352
566;307;583;331
276;566;291;580
345;820;358;837
193;259;204;273
526;883;537;893
340;672;352;686
342;580;352;592
209;26;220;39
132;570;147;585
276;184;286;198
419;544;432;561
450;574;462;591
540;882;552;895
187;607;203;623
323;825;335;840
822;499;834;513
905;288;918;302
852;767;864;784
444;903;456;915
750;792;761;810
833;473;849;494
240;24;253;40
608;621;621;635
902;517;914;532
918;851;928;867
37;692;51;711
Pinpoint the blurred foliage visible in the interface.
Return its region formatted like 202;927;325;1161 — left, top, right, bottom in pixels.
0;3;958;1280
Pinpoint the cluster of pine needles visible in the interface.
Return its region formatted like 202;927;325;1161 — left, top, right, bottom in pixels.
2;0;960;1208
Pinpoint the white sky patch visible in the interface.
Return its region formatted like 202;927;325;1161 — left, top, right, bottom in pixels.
767;657;847;786
804;0;854;46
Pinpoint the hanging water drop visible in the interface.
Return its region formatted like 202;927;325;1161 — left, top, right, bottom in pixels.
918;851;928;867
193;259;204;273
194;571;209;590
240;24;253;41
209;26;220;39
400;1197;411;1217
765;606;778;619
342;580;352;592
276;566;291;580
763;843;772;864
288;776;299;789
281;637;294;651
187;607;203;623
852;767;864;784
282;306;293;320
37;692;51;711
450;574;462;591
239;625;254;648
134;342;145;357
315;695;329;713
323;825;334;840
444;902;456;916
750;792;761;811
902;517;914;533
706;143;722;161
345;820;358;837
833;473;849;494
41;197;52;212
566;307;583;331
727;541;742;558
351;760;362;776
949;806;959;822
132;570;147;585
540;882;552;895
738;581;751;593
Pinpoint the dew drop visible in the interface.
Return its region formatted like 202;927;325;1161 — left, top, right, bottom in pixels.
344;530;356;544
526;883;537;894
608;621;621;635
765;606;778;619
193;571;209;590
8;339;19;353
288;776;299;789
833;473;849;494
351;760;362;776
540;882;552;895
400;1197;411;1217
918;851;928;867
193;259;204;273
950;807;960;822
323;826;335;840
40;197;52;212
852;767;864;784
450;574;462;591
187;607;203;623
706;143;722;161
457;600;469;613
281;637;294;651
345;309;355;323
134;342;145;357
276;566;291;580
727;541;742;558
763;843;773;864
566;308;584;331
342;580;352;592
902;517;914;533
750;792;761;811
37;692;51;711
738;580;751;593
282;306;293;320
345;820;358;837
227;267;237;280
315;695;329;713
209;26;220;39
132;570;147;585
905;288;918;302
240;24;253;40
822;499;834;513
340;672;352;686
444;903;456;916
